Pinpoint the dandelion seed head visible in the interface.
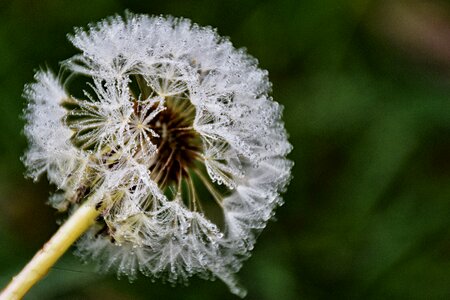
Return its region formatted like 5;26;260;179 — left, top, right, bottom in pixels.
23;13;292;297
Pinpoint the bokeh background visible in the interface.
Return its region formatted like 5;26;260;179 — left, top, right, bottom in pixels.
1;0;450;299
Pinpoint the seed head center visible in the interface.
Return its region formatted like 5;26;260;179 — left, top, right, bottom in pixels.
144;98;202;189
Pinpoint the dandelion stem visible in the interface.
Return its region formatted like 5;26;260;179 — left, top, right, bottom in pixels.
0;199;101;300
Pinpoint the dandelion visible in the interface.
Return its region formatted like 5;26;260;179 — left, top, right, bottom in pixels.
1;13;292;299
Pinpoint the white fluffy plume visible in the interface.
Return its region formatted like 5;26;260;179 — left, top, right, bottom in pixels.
23;13;292;297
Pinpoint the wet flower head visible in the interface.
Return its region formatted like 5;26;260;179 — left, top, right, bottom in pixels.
23;13;292;297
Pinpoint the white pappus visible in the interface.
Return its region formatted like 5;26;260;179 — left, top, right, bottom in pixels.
23;13;293;297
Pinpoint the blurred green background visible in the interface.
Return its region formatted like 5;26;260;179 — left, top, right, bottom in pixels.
1;0;450;299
